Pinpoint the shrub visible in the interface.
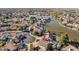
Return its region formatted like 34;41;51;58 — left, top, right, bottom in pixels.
0;41;6;47
19;26;23;31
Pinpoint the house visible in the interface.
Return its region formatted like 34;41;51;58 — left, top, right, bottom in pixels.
61;45;79;51
0;33;4;39
10;24;18;30
43;32;50;40
43;32;56;41
32;25;43;32
31;25;46;36
23;25;30;32
62;20;67;24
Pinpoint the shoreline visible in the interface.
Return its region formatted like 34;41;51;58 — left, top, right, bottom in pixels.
45;23;79;42
59;22;79;32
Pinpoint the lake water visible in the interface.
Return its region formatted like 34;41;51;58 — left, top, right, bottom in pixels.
29;15;79;41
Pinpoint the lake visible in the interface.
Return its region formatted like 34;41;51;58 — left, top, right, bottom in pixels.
29;15;79;41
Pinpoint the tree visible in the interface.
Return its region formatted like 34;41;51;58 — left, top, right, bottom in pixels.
19;26;23;31
0;41;6;47
30;28;33;32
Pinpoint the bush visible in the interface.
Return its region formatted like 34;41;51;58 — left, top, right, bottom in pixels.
19;26;23;31
0;41;6;47
30;28;33;32
34;32;39;36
